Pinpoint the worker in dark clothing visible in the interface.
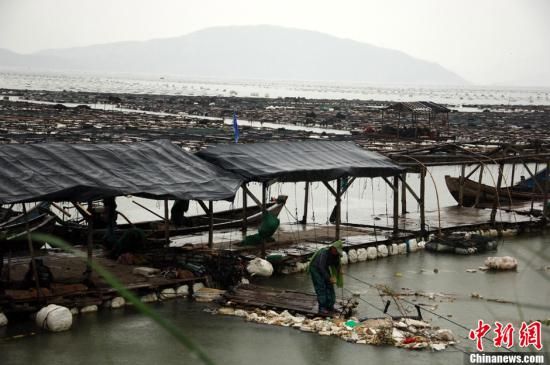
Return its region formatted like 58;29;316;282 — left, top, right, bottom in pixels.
24;258;54;288
170;200;190;226
308;240;344;315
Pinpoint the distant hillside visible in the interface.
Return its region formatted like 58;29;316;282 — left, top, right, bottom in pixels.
0;25;466;85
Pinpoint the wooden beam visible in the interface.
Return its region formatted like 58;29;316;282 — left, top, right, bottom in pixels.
341;177;356;195
242;184;248;233
261;183;267;258
22;203;41;299
522;162;545;193
301;182;309;225
401;172;407;215
164;199;170;245
543;161;549;220
490;163;504;225
335;178;342;241
397;175;421;203
393;175;399;237
197;200;210;215
242;184;262;207
208;201;214;248
86;201;93;281
474;164;485;207
322;181;337;198
458;164;466;207
465;164;481;179
420;168;426;238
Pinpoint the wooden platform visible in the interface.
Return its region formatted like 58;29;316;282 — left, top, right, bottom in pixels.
222;284;356;317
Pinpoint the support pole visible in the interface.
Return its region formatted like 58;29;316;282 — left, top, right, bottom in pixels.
208;201;214;248
261;182;267;258
458;164;466;207
530;163;539;213
393;175;399;237
420;167;426;239
474;164;485;207
543;161;549;220
23;203;41;299
86;201;93;281
241;184;248;234
490;163;504;225
301;182;309;225
164;199;169;246
401;172;407;215
510;161;516;186
335;178;342;241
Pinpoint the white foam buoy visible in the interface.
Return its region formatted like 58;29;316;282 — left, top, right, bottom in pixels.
357;248;368;261
340;251;349;265
36;304;73;332
398;243;407;255
377;245;389;257
390;243;398;256
408;239;418;252
160;288;177;300
70;307;79;315
140;293;158;303
192;282;205;292
246;258;273;277
417;240;426;249
176;285;189;297
0;312;7;327
366;247;377;260
348;249;358;263
111;297;125;308
80;305;98;314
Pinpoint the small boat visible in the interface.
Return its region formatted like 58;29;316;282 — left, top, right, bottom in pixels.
445;175;547;207
1;202;57;251
54;195;288;243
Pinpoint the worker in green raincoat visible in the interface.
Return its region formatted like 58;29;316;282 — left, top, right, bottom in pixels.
308;240;344;315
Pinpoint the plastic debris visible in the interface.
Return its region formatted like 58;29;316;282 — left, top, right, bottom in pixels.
176;285;189;297
246;258;274;277
484;256;518;271
111;297;125;308
80;305;98;313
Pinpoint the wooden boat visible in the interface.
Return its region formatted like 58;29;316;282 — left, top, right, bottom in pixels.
54;195;288;243
1;202;57;251
445;175;546;207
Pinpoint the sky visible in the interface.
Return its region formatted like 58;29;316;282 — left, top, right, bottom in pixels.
0;0;549;86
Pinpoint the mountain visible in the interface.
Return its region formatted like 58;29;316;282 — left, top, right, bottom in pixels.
0;25;466;85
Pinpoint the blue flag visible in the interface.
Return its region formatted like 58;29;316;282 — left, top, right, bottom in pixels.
232;111;239;143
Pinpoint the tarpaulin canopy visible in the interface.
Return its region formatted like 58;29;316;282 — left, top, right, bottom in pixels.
0;140;242;204
196;141;405;183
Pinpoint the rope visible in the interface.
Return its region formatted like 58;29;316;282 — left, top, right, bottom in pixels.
343;272;513;352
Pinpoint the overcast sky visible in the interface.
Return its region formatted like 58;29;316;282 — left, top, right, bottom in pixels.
1;0;549;86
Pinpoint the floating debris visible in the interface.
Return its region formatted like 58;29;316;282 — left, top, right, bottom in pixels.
214;307;456;350
484;256;518;271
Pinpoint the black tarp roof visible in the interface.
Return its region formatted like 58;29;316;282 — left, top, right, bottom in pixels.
0;140;242;204
196;141;405;183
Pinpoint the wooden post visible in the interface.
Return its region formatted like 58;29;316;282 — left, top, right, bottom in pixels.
420;167;426;238
85;201;94;281
335;179;342;241
530;163;539;213
208;201;214;248
23;203;41;299
397;111;400;139
241;184;248;234
393;175;399;236
301;182;309;224
490;163;504;225
510;162;516;186
474;164;485;207
164;199;170;246
261;182;267;258
458;164;466;207
400;172;407;215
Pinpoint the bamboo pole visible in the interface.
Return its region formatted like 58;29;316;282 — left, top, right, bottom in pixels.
543;161;549;220
474;164;485;207
261;183;267;258
420;167;426;239
458;164;466;207
86;201;93;280
23;203;41;299
490;164;504;225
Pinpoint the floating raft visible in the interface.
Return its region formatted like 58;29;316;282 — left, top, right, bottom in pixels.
222;284;357;318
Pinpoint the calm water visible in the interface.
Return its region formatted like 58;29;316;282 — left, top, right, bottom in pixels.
1;234;548;365
2;70;550;106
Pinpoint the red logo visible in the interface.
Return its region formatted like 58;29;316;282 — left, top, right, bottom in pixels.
469;320;543;351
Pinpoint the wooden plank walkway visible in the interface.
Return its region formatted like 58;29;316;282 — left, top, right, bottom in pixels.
222;284;356;317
